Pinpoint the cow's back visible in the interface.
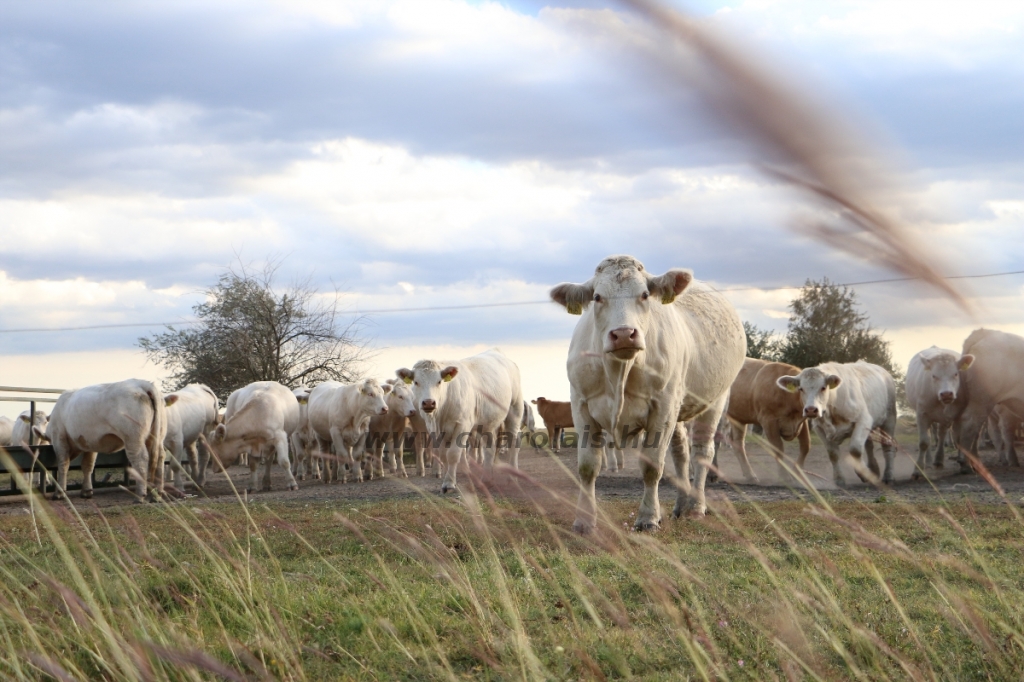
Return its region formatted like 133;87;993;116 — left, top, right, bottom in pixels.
963;329;1024;413
727;358;770;424
673;284;746;420
829;361;894;424
447;350;521;427
49;380;162;452
226;381;298;436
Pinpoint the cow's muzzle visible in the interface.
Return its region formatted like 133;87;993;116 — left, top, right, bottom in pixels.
939;391;955;404
606;326;644;359
378;406;389;416
421;399;436;413
803;406;820;418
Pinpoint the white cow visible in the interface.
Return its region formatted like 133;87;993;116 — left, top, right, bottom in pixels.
307;379;390;484
207;381;301;493
957;329;1024;471
12;410;49;446
290;386;319;481
367;380;417;478
905;347;974;478
0;416;14;446
550;255;745;531
777;361;898;485
397;349;524;494
163;384;220;490
39;379;170;500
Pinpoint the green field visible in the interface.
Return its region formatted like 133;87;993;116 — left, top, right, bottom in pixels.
2;473;1024;682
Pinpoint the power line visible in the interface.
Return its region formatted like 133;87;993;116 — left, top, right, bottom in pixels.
1;268;1022;335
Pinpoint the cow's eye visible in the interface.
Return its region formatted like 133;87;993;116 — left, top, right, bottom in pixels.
641;291;649;300
594;294;602;303
820;387;826;392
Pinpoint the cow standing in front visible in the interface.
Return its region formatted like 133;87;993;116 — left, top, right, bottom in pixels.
397;349;524;494
206;381;301;493
905;347;973;478
39;379;169;500
777;361;898;485
551;255;746;532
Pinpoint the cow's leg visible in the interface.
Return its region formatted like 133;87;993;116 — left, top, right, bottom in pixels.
669;422;691;519
413;432;426;478
273;432;299;491
914;417;931;480
729;421;757;484
505;405;522;471
934;423;948;468
167;438;187;490
548;425;557;453
999;411;1020;467
822;428;845;487
680;396;726;519
51;439;74;501
571;405;602;534
440;428;465;494
79;452;97;499
762;420;789;482
246;452;259;493
957;403;990;474
603;444;617;473
195;439;210;487
848;419;879;483
291;432;306;481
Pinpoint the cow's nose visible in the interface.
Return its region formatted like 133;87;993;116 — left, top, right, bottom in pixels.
804;406;820;418
422;399;436;413
939;391;954;403
608;327;640;348
380;406;388;415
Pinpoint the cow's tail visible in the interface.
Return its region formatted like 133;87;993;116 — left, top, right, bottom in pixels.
142;381;168;488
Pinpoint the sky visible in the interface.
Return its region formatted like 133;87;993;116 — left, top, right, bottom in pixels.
1;0;1023;417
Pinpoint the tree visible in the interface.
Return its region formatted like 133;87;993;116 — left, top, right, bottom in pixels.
779;278;900;380
139;262;369;400
743;321;783;362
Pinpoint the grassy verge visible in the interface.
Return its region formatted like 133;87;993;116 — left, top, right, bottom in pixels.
1;474;1023;680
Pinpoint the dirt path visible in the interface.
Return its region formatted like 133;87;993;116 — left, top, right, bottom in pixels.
2;430;1021;518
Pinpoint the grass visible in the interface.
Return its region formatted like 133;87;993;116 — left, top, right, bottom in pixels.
2;445;1024;682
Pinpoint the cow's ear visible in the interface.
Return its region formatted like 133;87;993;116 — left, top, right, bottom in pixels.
920;357;933;370
958;354;975;371
777;376;801;393
825;375;842;389
18;414;30;423
530;399;538;404
213;423;227;442
296;394;309;404
441;366;459;382
648;269;692;304
550;282;594;315
164;394;179;407
396;368;414;384
381;382;393;395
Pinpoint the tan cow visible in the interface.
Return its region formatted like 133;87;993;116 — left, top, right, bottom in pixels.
720;358;810;483
367;379;418;478
957;329;1024;472
531;397;574;452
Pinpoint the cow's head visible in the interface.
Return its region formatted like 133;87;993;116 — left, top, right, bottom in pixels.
921;352;974;405
357;379;390;417
550;255;692;360
397;360;458;415
385;380;418;418
776;367;842;419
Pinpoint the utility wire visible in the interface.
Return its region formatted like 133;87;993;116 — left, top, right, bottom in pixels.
2;268;1022;334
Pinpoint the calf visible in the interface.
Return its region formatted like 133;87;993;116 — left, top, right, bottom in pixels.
164;384;220;489
39;379;169;500
397;349;523;494
905;347;973;478
778;361;897;485
531;397;573;452
207;381;301;493
307;379;390;483
720;358;810;483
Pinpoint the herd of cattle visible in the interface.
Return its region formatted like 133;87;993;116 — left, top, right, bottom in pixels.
2;255;1022;533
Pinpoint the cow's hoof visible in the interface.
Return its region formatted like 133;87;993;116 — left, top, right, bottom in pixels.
911;471;922;481
935;461;944;469
572;519;595;535
246;487;257;494
707;472;719;484
882;475;893;486
747;476;761;486
634;519;661;532
80;489;94;499
288;483;299;491
440;483;457;495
